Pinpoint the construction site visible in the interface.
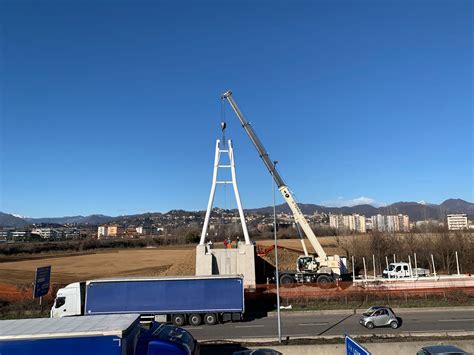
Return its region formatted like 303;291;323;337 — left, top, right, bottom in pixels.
1;91;473;313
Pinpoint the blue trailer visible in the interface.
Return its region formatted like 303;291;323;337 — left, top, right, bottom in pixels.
51;275;245;326
0;314;199;355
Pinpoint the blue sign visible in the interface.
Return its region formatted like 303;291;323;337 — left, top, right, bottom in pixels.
345;334;371;355
33;266;51;298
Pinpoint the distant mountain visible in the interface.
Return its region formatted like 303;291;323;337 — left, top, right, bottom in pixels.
25;215;115;225
246;199;474;221
0;213;115;227
0;212;30;228
1;198;472;227
440;198;474;216
245;203;380;216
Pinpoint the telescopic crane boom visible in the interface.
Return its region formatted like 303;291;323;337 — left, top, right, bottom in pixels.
221;90;327;260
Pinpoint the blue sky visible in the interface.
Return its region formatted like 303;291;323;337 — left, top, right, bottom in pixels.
0;0;472;217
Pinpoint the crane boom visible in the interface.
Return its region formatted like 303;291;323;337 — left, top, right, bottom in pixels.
222;90;327;260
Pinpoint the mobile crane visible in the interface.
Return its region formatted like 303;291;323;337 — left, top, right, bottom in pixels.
222;90;349;286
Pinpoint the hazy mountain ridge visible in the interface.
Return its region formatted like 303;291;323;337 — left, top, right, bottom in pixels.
1;199;472;227
0;212;30;228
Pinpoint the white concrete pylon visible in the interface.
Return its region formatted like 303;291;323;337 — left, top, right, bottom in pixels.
199;139;250;245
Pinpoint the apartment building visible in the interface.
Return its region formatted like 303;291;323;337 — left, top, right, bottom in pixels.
106;225;123;237
371;214;410;232
447;214;468;230
330;214;366;233
97;225;107;239
97;225;123;238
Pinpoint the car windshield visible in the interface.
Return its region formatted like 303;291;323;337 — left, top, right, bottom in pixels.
363;307;377;316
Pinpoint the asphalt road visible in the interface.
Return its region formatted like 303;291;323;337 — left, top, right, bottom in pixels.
184;308;474;341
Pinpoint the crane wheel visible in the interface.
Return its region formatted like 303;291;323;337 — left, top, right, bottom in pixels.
280;274;294;286
316;275;333;289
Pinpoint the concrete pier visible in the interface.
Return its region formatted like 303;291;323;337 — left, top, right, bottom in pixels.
196;243;256;288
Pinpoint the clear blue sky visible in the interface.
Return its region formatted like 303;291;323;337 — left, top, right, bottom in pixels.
1;0;472;217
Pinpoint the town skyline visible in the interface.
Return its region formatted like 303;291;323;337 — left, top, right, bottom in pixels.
1;197;472;221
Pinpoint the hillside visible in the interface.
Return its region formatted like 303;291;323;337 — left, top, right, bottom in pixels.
1;198;472;227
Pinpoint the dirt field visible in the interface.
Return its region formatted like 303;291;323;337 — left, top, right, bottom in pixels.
0;238;347;288
0;247;196;286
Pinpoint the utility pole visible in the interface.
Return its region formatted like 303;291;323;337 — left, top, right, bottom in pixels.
273;161;282;343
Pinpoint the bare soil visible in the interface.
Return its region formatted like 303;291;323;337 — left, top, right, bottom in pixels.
0;248;196;286
0;238;348;287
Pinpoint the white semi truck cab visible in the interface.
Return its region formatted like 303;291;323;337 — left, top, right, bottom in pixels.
51;282;85;318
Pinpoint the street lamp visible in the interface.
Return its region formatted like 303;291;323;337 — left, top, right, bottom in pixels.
272;161;282;343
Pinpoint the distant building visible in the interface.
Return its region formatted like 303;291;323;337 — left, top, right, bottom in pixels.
12;231;27;239
371;214;410;232
447;214;468;230
97;225;123;238
136;226;151;235
415;219;442;229
106;225;123;237
353;214;366;233
0;229;11;238
31;228;56;239
97;225;107;239
398;214;410;232
365;218;373;231
329;214;344;229
330;214;366;233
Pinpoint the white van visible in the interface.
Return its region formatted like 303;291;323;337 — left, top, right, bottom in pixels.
383;262;429;278
383;262;410;278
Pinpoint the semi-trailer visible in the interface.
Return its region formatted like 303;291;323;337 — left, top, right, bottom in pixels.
0;314;199;355
51;275;244;326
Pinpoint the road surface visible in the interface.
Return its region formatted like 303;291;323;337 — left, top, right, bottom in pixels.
185;308;474;341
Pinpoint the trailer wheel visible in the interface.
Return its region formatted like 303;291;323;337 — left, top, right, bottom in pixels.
280;274;294;286
204;313;217;326
172;314;186;327
316;275;333;289
188;313;202;326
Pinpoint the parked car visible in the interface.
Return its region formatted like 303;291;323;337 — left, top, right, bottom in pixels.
359;306;400;329
417;345;468;354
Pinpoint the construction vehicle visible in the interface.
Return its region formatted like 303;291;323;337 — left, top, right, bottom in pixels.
222;90;350;286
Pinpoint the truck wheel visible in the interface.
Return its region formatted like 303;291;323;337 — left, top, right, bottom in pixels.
189;313;202;326
204;313;217;326
280;274;294;286
172;314;186;327
316;275;333;289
